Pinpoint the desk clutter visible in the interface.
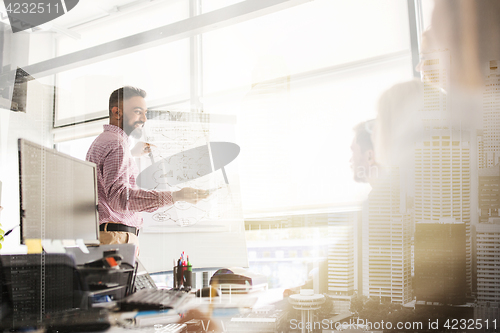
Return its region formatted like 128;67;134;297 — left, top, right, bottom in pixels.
120;288;188;312
173;252;193;290
0;253;111;332
0;247;266;332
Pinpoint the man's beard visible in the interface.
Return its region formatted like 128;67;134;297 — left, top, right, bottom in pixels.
124;122;144;139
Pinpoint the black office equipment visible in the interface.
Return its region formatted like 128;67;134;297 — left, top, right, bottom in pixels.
66;244;137;266
0;254;84;318
77;254;135;302
119;289;187;311
18;138;100;245
84;253;123;268
35;308;110;332
79;265;135;302
67;244;138;302
0;253;110;331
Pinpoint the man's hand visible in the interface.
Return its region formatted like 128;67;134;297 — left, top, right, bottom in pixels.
173;187;212;204
131;142;155;157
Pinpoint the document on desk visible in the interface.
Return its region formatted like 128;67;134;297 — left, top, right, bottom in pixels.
109;322;186;333
130;310;180;327
117;311;188;333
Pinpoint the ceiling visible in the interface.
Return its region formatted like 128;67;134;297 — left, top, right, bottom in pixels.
0;0;172;37
54;0;162;29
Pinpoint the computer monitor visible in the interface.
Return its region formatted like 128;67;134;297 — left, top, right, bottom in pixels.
18;138;100;245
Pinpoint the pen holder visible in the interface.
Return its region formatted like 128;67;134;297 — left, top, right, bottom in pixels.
173;265;192;290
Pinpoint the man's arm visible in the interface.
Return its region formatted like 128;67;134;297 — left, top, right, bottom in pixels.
102;145;210;213
102;144;172;213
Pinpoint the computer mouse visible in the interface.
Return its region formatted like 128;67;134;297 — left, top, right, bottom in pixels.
195;286;219;297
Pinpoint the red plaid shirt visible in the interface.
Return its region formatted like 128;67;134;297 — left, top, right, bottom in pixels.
86;124;173;228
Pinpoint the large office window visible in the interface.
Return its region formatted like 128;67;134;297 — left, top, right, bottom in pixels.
55;0;190;55
50;0;415;288
54;0;190;127
55;40;190;126
201;0;413;214
54;0;412;211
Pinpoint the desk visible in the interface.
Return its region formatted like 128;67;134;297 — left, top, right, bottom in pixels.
0;253;287;332
96;288;287;333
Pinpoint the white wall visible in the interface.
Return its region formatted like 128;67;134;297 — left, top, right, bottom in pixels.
0;31;56;252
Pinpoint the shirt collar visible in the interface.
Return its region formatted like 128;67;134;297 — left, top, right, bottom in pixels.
104;124;128;140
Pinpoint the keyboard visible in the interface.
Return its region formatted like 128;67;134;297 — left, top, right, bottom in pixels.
120;289;188;311
135;271;157;290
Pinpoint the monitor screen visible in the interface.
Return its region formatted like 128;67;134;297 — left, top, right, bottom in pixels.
18;139;100;245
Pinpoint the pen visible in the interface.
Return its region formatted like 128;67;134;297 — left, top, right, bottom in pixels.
4;225;19;237
182;257;187;283
177;257;183;288
185;255;192;290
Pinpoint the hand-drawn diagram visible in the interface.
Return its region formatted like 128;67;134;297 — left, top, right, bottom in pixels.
137;142;240;188
134;111;242;233
151;202;207;227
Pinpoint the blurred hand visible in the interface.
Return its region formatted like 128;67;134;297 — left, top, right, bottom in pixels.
173;187;212;204
131;142;155;157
